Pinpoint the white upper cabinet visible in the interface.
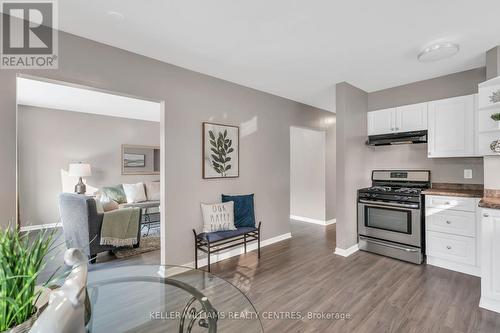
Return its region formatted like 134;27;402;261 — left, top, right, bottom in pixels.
396;103;428;132
427;95;475;158
367;103;427;136
367;108;395;135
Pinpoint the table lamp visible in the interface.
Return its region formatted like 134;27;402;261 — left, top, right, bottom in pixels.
69;162;92;194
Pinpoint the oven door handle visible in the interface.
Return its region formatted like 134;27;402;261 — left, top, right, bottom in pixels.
359;236;420;252
358;199;419;209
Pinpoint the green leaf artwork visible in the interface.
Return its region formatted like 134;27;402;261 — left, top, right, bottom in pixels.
209;129;234;177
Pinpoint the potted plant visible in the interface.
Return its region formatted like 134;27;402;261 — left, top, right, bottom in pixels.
0;227;57;333
492;112;500;129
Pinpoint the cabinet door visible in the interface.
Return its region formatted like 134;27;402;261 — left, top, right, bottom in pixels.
480;211;500;307
428;95;475;158
367;108;395;136
395;103;428;132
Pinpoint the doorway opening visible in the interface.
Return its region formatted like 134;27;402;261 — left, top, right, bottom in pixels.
15;74;166;273
290;126;332;225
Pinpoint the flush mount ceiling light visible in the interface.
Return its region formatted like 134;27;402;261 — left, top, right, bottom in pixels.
107;11;125;22
417;42;459;62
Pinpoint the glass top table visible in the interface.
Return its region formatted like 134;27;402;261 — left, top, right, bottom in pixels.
86;265;263;333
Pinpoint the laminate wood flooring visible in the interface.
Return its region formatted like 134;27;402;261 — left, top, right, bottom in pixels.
53;221;500;332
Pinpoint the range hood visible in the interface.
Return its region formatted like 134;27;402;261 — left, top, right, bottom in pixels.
366;130;427;146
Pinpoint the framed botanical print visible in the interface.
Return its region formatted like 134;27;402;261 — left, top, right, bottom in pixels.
203;122;239;179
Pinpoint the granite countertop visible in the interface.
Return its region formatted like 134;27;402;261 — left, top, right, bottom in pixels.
422;183;484;198
479;189;500;210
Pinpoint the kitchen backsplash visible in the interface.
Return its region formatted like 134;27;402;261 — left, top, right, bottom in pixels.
370;143;484;184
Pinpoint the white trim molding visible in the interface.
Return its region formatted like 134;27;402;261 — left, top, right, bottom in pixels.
334;244;359;257
20;222;62;232
426;256;480;277
480;297;500;314
326;218;336;225
168;232;292;273
290;215;336;226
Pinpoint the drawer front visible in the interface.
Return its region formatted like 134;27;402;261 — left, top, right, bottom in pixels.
425;210;476;237
426;231;476;266
425;195;477;212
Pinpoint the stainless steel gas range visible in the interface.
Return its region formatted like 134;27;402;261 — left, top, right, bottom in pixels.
357;170;431;264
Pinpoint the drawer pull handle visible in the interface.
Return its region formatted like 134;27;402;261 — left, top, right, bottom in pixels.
444;202;451;205
484;213;490;218
446;221;451;224
446;245;452;250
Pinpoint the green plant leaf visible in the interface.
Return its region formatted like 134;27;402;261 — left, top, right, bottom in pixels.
225;157;231;163
227;148;234;154
210;148;219;155
209;130;215;140
225;165;232;171
224;129;227;138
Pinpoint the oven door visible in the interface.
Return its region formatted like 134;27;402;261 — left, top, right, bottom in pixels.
357;200;421;247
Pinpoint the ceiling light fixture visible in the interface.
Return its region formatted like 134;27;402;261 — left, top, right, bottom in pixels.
417;42;459;62
107;11;125;22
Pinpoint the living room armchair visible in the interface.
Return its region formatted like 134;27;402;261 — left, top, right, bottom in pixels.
58;193;141;263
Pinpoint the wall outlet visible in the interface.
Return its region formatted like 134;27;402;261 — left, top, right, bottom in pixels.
464;169;473;179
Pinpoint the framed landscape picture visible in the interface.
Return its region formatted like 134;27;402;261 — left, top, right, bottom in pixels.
203;122;239;179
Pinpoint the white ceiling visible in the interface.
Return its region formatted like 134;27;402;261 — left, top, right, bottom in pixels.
17;77;161;121
56;1;500;112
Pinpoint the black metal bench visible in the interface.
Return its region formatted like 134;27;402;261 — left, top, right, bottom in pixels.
192;222;262;272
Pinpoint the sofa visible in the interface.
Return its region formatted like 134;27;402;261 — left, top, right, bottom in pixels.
58;193;142;263
99;182;160;234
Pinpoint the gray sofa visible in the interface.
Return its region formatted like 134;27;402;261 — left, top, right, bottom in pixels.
58;193;142;264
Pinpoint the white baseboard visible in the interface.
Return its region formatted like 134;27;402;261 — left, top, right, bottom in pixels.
480;297;500;314
426;256;481;277
20;222;62;232
290;215;336;226
325;218;336;225
334;243;359;257
175;232;292;271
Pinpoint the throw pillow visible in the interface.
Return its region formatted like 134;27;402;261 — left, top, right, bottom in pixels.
144;181;160;201
201;201;236;233
221;194;255;228
101;185;127;204
101;199;119;212
123;183;147;203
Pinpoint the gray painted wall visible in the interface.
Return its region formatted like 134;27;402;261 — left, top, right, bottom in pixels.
290;127;326;221
18;106;160;226
368;68;486;110
335;82;372;250
486;46;500;80
368;67;485;185
0;26;334;264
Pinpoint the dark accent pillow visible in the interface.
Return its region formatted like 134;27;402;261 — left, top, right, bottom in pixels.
102;185;127;204
221;194;255;228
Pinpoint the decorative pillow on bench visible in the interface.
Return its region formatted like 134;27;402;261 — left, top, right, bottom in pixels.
201;201;237;233
222;194;255;228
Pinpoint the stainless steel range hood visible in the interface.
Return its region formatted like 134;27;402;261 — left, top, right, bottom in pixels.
366;130;427;146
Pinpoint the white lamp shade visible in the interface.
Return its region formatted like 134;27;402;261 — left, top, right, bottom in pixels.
68;163;92;177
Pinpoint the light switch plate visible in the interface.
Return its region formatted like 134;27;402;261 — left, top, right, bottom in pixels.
464;169;473;179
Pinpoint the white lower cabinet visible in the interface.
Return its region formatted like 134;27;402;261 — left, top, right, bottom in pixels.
480;208;500;313
425;195;480;276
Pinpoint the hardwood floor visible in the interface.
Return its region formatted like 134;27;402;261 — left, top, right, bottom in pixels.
206;222;500;333
47;221;500;332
